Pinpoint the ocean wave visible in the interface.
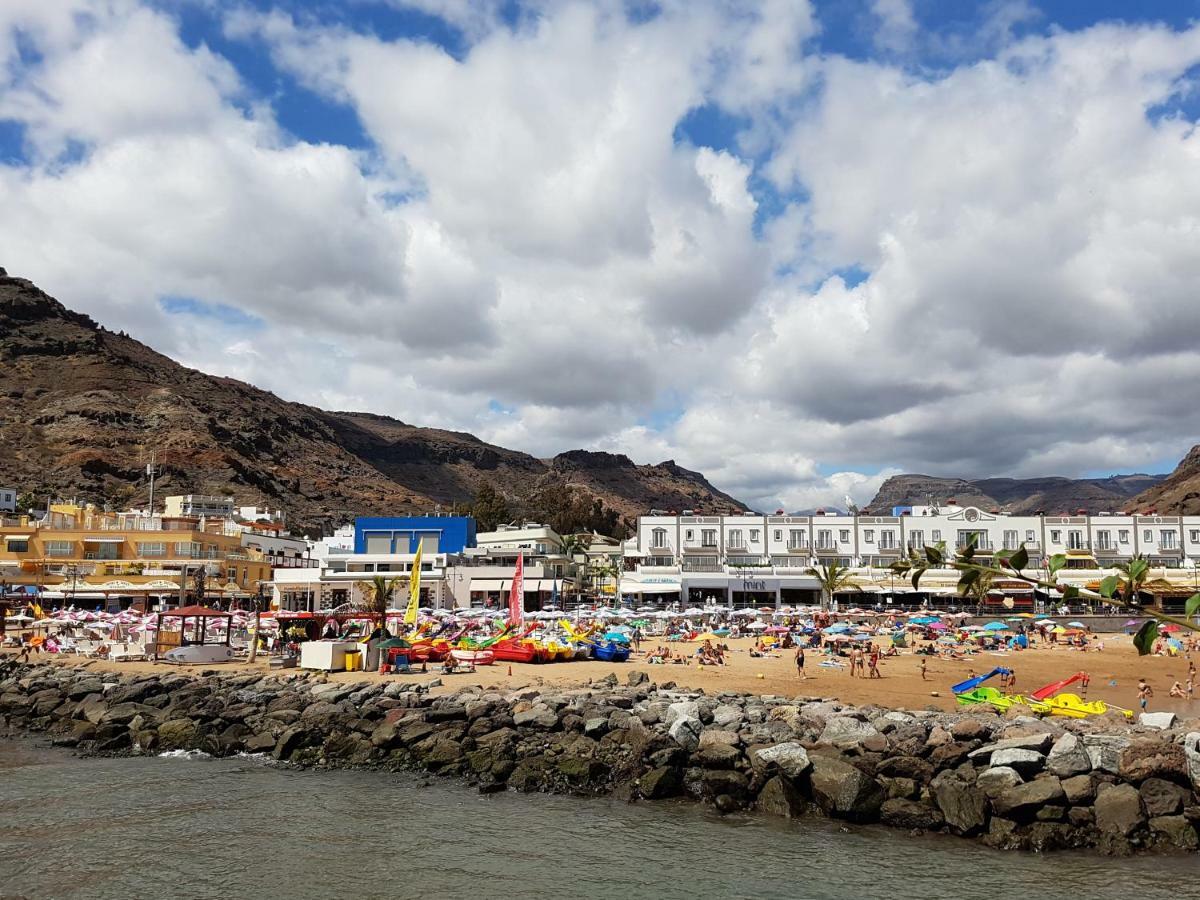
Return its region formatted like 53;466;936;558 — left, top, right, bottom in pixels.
157;749;212;760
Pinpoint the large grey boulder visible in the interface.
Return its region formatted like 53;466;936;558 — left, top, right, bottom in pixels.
818;716;883;748
967;732;1053;762
1139;777;1191;818
1138;712;1176;730
880;798;945;830
976;766;1023;798
513;705;559;729
668;716;701;751
808;755;884;822
756;775;806;818
665;701;700;726
753;742;812;780
1082;734;1131;774
992;776;1065;821
1047;733;1092;777
712;704;743;728
1185;732;1200;789
1094;783;1145;836
990;748;1045;776
931;770;988;835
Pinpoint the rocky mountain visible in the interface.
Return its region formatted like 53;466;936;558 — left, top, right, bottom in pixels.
867;471;1166;516
1128;445;1200;514
0;271;747;533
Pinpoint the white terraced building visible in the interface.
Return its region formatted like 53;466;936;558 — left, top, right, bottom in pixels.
627;503;1200;611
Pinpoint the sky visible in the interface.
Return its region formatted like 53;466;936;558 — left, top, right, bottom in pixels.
2;1;1200;513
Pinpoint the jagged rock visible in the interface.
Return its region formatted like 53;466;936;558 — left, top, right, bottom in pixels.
989;748;1045;776
513;706;559;729
692;743;741;770
639;766;681;799
1148;815;1199;850
1118;740;1189;784
880;798;945;830
1062;774;1097;805
968;733;1053;761
1139;778;1192;817
244;732;277;754
1138;712;1176;730
712;704;743;728
874;755;933;784
927;741;976;770
931;770;988;835
818;716;882;748
808;755;884;822
951;719;990;741
699;769;749;800
627;671;649;687
157;718;199;751
992;777;1065;821
1094;783;1145;836
665;701;700;726
697;729;741;749
1185;732;1200;789
753;742;812;780
756;776;806;818
1047;733;1092;777
1082;734;1131;774
976;766;1023;798
668;717;701;751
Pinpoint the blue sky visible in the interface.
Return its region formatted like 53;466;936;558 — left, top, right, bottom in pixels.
3;0;1199;510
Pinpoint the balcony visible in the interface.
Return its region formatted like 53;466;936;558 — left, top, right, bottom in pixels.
814;544;840;554
786;543;808;552
682;560;722;573
956;541;993;553
682;544;718;553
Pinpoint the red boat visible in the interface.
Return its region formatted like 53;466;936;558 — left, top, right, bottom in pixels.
407;640;450;662
491;641;537;664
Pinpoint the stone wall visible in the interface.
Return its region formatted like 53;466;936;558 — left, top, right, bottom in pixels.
2;661;1199;855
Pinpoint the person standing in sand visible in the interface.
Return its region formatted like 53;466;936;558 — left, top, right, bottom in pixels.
1137;678;1153;712
795;644;806;680
919;657;927;681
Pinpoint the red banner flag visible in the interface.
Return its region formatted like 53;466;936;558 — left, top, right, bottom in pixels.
508;552;524;626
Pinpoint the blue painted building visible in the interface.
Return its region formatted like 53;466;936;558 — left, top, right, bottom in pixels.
353;516;476;555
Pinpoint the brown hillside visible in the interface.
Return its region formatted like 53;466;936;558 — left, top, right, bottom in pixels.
1128;445;1200;514
0;270;747;532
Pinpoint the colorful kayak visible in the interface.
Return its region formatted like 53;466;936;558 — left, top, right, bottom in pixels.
491;641;537;664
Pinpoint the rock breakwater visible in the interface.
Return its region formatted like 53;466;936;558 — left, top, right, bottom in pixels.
4;661;1200;855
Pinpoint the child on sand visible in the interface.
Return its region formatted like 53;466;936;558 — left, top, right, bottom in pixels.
1137;678;1154;711
919;658;927;681
795;645;806;680
1170;680;1185;698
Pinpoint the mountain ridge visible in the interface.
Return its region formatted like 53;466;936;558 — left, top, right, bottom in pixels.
867;471;1168;515
0;270;747;533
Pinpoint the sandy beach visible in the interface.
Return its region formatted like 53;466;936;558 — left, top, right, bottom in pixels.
8;635;1200;717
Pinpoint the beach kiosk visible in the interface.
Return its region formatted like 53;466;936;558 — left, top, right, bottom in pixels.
154;604;235;664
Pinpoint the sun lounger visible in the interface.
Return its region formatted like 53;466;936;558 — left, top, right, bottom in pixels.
109;643;147;662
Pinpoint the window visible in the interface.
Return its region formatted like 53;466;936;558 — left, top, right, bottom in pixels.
907;529;923;548
1095;531;1111;551
817;529;833;549
1143;529;1153;543
839;530;850;542
1119;530;1129;543
1191;530;1200;543
5;539;29;553
1067;531;1084;550
1003;530;1018;550
1160;530;1177;550
1026;530;1036;542
651;528;667;549
773;529;782;542
1050;530;1061;543
137;542;166;557
788;529;806;549
863;529;874;544
931;530;941;542
701;529;716;547
728;529;744;548
879;531;896;549
749;529;759;542
44;540;73;557
685;529;694;541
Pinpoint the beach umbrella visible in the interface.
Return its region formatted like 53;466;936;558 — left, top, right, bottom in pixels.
1005;616;1024;621
937;635;959;644
822;623;850;634
1160;624;1181;633
603;631;631;643
1035;619;1055;626
1067;621;1087;628
746;621;768;631
928;622;948;630
983;621;1008;630
1052;626;1067;634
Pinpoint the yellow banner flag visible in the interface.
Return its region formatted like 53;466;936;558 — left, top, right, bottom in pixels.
404;539;423;625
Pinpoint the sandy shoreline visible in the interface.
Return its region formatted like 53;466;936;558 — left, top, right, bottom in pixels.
7;635;1200;715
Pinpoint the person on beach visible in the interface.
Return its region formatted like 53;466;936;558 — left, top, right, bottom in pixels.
1169;679;1186;698
795;645;806;680
1137;678;1153;711
868;648;881;679
919;657;927;681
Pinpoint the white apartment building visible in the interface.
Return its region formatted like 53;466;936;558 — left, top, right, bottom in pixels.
0;488;16;514
163;494;236;519
630;503;1200;609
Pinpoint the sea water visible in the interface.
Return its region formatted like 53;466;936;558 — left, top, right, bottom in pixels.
0;738;1193;900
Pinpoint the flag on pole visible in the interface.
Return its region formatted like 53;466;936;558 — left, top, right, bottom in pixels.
404;539;423;626
508;552;524;626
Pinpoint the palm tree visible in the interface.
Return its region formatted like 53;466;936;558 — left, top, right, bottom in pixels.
559;533;586;562
589;559;620;600
806;560;860;610
357;574;404;638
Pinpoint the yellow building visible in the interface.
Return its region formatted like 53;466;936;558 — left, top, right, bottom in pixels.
0;503;273;609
